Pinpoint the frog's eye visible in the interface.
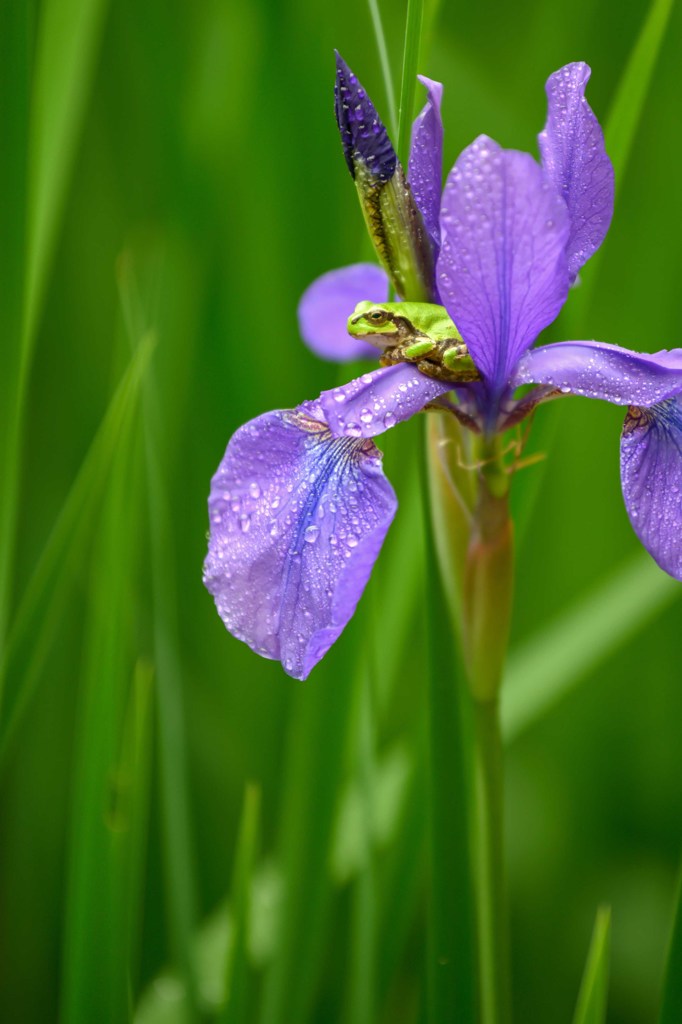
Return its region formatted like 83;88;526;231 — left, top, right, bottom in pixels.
367;310;387;324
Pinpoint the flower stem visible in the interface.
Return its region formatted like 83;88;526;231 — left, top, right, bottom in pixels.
422;421;476;1023
473;696;512;1024
397;0;424;167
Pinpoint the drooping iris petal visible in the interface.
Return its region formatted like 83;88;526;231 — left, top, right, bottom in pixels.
513;340;682;405
538;63;614;283
438;136;570;393
298;263;388;362
204;405;397;680
408;75;444;254
319;363;452;438
621;398;682;580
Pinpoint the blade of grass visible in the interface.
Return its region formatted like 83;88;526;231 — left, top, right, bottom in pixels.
572;907;611;1024
605;0;674;199
344;672;378;1024
258;658;357;1024
118;256;201;1022
658;866;682;1024
366;0;398;138
397;0;424;167
0;334;155;767
25;0;110;346
501;552;679;742
422;422;476;1024
113;658;156;1005
375;736;427;1009
0;0;31;704
59;365;141;1024
220;784;261;1024
0;0;110;710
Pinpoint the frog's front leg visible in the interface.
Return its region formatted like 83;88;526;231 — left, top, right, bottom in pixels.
379;337;436;368
402;339;438;361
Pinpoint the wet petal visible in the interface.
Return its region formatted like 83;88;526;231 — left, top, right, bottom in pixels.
319;363;452;438
513;340;682;405
621;398;682;580
438;136;570;393
409;76;444;253
298;263;388;362
335;51;397;183
204;407;397;679
538;63;614;282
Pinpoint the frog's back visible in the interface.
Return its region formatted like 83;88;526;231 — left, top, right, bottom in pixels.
385;301;462;342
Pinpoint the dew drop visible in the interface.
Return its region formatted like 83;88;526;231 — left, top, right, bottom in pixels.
304;525;320;544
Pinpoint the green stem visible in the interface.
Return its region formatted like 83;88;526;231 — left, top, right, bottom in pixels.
397;0;424;167
366;0;398;138
422;421;476;1024
473;697;511;1024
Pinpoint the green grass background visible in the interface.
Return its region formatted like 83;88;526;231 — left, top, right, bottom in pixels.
1;0;681;1021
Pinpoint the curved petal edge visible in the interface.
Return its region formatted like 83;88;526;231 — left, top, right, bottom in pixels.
319;363;453;438
538;62;614;282
409;75;444;255
204;407;397;679
298;263;389;362
621;398;682;581
513;340;682;406
437;136;570;392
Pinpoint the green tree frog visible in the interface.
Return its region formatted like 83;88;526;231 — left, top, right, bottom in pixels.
347;301;480;383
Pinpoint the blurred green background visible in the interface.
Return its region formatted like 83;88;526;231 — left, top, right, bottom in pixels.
1;0;681;1021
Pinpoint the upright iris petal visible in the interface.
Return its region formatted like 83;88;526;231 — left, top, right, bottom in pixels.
408;76;444;256
538;63;614;282
204;405;397;680
438;136;570;396
621;398;682;580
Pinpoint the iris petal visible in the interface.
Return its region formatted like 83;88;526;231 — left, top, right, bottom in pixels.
408;76;444;255
621;398;682;580
437;136;570;393
203;406;397;679
319;363;452;438
298;263;389;362
513;340;682;405
538;63;614;282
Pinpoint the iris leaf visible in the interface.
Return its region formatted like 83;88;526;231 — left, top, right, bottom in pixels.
119;257;201;1021
0;334;154;767
572;907;611;1024
220;784;261;1024
0;0;110;706
658;866;682;1024
59;365;142;1024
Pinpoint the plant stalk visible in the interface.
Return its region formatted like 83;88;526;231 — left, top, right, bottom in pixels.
473;696;511;1024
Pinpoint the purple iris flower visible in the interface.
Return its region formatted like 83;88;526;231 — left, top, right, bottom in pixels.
205;58;682;679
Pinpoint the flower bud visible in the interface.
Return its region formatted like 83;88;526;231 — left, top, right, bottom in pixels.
334;53;434;303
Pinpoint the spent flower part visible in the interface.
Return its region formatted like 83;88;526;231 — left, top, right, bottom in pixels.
204;56;682;680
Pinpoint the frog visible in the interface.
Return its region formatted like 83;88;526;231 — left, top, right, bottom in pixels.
347;301;480;383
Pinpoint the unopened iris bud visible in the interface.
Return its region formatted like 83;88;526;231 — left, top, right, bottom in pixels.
334;52;434;303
